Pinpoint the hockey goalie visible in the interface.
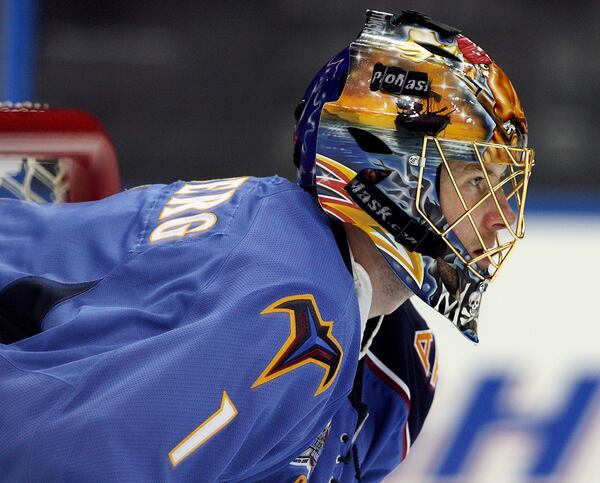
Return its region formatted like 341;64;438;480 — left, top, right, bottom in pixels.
0;9;533;482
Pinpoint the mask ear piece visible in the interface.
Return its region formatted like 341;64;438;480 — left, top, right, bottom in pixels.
347;127;393;155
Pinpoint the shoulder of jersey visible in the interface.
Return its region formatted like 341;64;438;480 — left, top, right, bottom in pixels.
364;300;438;440
141;176;305;245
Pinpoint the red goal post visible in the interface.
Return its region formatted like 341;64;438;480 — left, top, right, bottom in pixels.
0;103;121;202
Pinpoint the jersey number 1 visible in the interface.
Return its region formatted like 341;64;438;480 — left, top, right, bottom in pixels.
169;391;238;467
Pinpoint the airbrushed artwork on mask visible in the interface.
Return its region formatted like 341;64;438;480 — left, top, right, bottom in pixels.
395;89;454;137
326;22;528;152
456;36;528;149
314;114;484;342
314;151;425;289
301;10;533;342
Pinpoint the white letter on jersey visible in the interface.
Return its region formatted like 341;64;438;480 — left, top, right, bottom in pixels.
150;213;217;242
159;193;238;219
169;391;238;467
175;177;248;195
150;177;248;242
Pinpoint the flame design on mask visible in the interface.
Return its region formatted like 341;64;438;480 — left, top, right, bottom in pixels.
315;154;424;286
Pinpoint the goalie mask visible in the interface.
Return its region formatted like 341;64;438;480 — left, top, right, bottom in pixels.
294;10;534;343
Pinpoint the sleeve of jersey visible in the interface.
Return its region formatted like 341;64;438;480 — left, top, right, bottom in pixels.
161;286;358;482
359;300;438;479
155;187;360;481
0;187;157;284
25;183;361;482
0;187;162;344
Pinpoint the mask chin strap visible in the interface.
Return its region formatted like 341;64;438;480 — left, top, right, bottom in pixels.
345;169;447;258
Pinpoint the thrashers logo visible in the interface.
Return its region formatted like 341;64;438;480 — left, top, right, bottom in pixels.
252;295;343;397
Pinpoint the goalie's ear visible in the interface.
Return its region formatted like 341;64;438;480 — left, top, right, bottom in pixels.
0;104;121;202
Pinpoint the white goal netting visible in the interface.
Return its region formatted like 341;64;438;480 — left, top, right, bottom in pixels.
0;157;69;202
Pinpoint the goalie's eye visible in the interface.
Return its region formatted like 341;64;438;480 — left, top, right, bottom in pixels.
347;127;393;155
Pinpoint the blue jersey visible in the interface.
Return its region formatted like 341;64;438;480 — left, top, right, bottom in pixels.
0;176;436;482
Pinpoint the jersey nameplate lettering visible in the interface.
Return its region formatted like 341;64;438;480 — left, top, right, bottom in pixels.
149;177;248;242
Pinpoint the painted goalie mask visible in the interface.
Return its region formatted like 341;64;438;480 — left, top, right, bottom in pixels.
294;10;535;343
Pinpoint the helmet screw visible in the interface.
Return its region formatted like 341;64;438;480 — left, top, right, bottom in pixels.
408;155;421;166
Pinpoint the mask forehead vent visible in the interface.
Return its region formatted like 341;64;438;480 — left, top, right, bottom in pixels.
414;42;462;62
392;10;462;37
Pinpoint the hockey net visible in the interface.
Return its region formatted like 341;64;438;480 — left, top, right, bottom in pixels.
0;103;121;202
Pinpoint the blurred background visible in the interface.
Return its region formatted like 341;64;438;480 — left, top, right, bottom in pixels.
2;0;599;197
2;1;599;482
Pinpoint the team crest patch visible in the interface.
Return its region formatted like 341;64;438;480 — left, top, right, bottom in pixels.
252;294;343;397
414;329;439;388
291;422;332;476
